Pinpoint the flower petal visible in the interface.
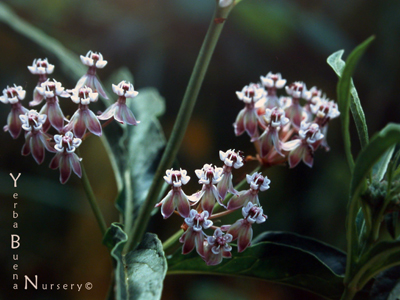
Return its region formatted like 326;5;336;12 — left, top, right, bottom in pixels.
69;153;82;177
49;153;60;169
59;155;72;184
47;102;65;131
30;134;45;164
175;191;190;218
98;103;117;121
227;191;249;211
237;224;253;253
234;109;245;136
84;109;102;136
159;190;174;219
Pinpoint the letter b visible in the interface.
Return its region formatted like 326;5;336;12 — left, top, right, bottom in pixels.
11;235;20;249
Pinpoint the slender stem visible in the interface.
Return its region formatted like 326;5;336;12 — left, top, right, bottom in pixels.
162;229;183;252
340;286;357;300
209;209;236;219
79;152;108;236
123;3;235;253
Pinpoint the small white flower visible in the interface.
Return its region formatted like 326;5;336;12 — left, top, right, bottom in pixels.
285;82;310;99
36;79;69;99
112;81;139;98
54;131;82;153
195;164;223;185
219;149;244;169
264;107;289;128
27;58;54;75
70;86;98;105
299;121;324;144
246;172;270;192
80;51;108;68
163;169;190;187
236;84;265;104
0;85;26;104
242;202;267;224
19;110;46;132
260;72;287;89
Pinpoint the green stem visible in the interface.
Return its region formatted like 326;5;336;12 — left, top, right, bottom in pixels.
340;286;357;300
80;156;108;236
162;229;183;252
123;2;235;253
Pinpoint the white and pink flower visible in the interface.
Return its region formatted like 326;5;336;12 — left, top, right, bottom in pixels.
217;149;244;201
203;228;233;266
98;81;139;125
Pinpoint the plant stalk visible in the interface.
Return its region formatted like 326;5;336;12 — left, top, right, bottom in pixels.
124;2;235;253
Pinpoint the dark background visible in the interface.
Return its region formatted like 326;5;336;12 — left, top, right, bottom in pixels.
0;0;399;299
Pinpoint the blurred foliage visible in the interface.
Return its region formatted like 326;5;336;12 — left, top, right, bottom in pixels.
0;0;399;299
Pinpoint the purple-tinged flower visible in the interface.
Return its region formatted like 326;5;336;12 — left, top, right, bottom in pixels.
203;228;233;266
282;121;324;168
258;107;289;157
285;82;310;129
234;83;265;139
76;51;108;99
179;210;213;256
227;172;270;210
36;79;70;132
28;58;55;106
98;81;139;125
189;164;224;215
64;86;102;138
19;110;55;164
155;169;193;218
217;149;244;201
49;131;82;184
222;202;267;252
0;85;28;138
260;72;286;109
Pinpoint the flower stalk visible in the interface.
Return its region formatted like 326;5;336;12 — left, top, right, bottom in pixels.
124;2;235;253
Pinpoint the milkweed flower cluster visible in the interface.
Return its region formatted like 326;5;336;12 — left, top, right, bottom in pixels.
234;72;340;168
156;149;269;265
1;52;140;183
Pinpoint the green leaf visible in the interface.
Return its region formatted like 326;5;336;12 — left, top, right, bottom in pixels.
385;212;399;240
334;36;375;170
352;124;400;198
327;50;369;150
168;231;345;299
104;224;167;300
373;146;395;182
125;233;167;300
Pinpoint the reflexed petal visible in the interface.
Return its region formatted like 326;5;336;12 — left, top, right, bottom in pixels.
201;188;216;215
8;109;23;139
98;103;117;120
73;111;86;139
159;190;174;219
21;137;31;156
234;109;245;136
84;109;102;136
205;248;223;266
40;132;55;153
260;129;273;158
30;134;45;164
75;74;88;90
175;191;190;218
282;139;302;151
30;88;44;106
226;219;244;241
69;153;82;177
243;109;257;137
195;234;205;257
47;102;65;131
49;153;60;169
288;146;305;168
227;191;249;211
114;104;124;124
217;174;230;201
237;224;253;253
222;250;232;258
120;104;139;125
270;129;284;156
303;146;314;168
94;77;108;99
59;154;72;184
187;190;204;205
181;229;196;254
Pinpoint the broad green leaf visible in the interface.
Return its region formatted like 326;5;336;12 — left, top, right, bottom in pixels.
372;146;395;182
125;233;167;300
351;124;400;198
168;231;345;299
327;50;369;149
104;224;167;300
335;36;375;170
